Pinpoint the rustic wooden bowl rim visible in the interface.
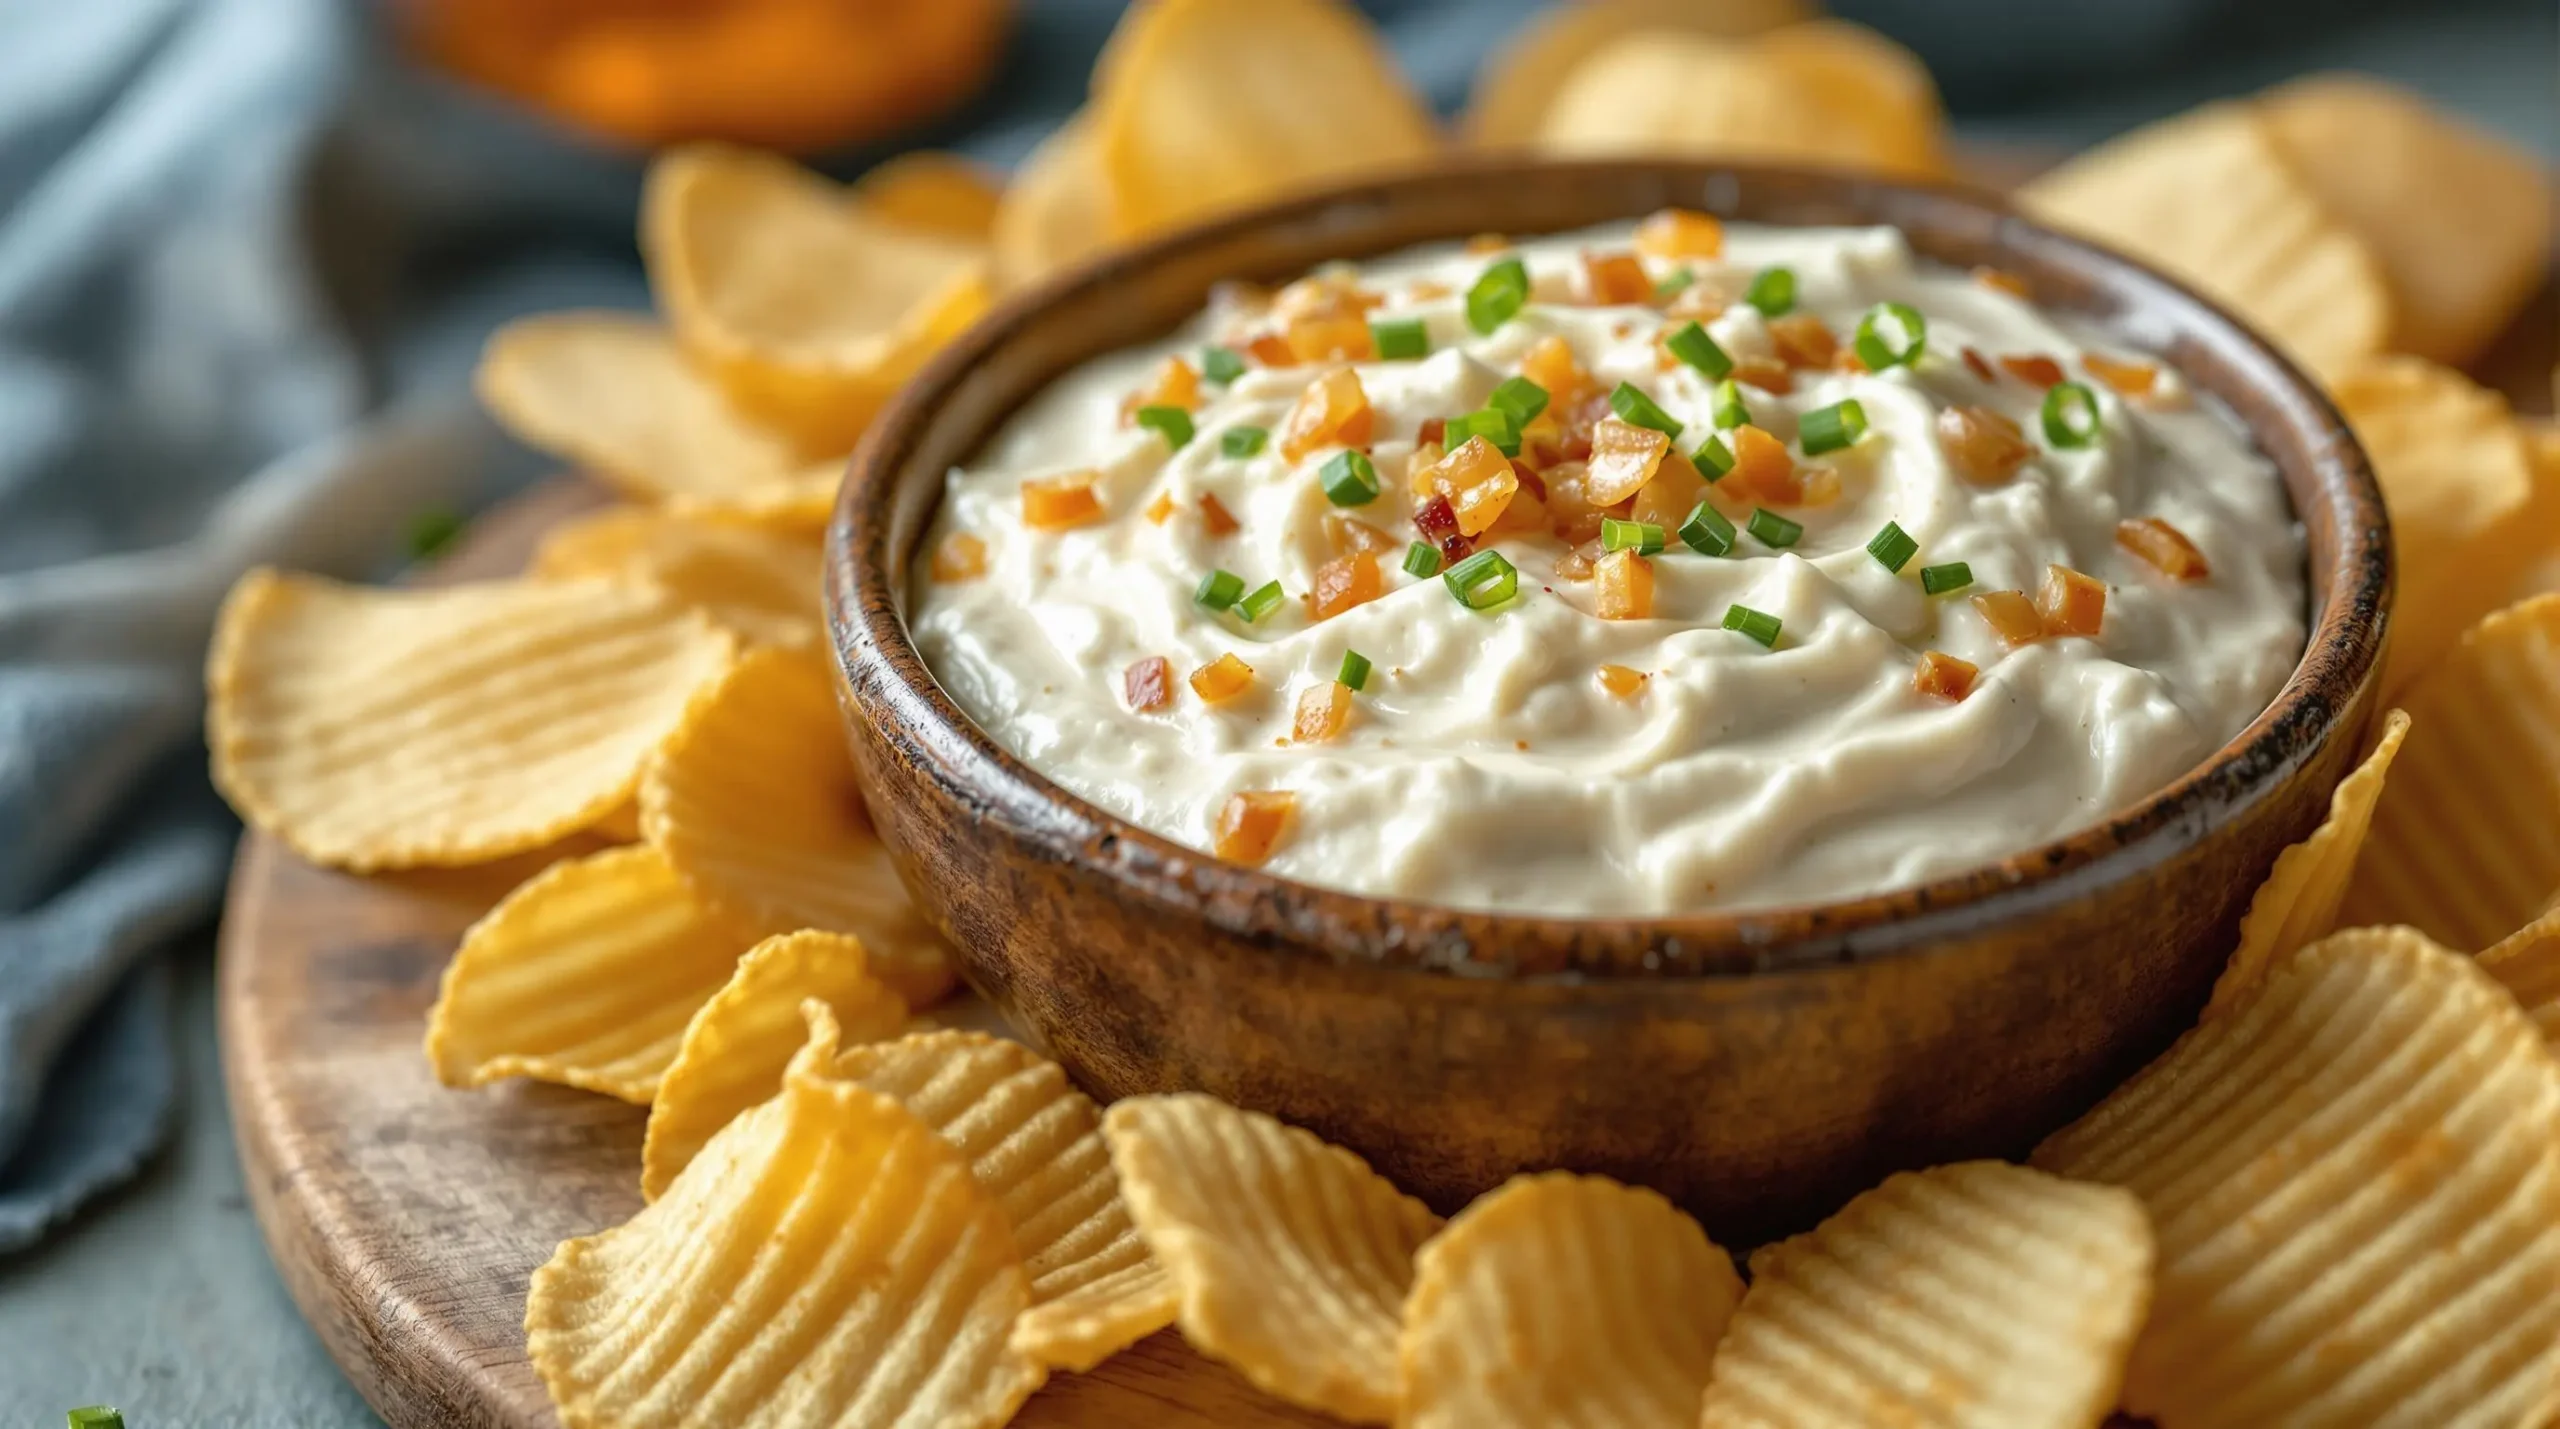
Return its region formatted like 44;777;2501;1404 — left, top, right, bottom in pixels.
827;157;2389;980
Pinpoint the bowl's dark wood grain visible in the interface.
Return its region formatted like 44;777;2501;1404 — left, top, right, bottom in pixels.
828;159;2391;1240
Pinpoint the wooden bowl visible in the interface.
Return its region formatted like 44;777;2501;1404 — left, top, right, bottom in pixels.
826;159;2389;1242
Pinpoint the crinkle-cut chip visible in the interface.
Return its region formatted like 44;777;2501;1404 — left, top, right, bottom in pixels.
532;506;823;650
2018;103;2386;381
1535;30;1937;179
1464;0;1810;147
474;313;846;531
2342;595;2560;950
1748;21;1949;178
853;151;1005;240
1103;1093;1441;1423
2331;358;2538;695
641;931;908;1200
2510;426;2560;605
525;1028;1045;1429
642;143;991;455
2260;74;2554;365
993;111;1115;291
207;569;734;871
641;647;956;1006
1699;1160;2150;1429
2482;908;2560;1046
424;845;770;1103
2204;707;2411;1015
2034;926;2560;1429
1094;0;1440;240
1398;1171;1741;1429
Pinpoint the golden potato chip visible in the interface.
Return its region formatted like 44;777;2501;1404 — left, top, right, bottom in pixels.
993;111;1116;290
1103;1093;1441;1423
1464;0;1812;147
2503;424;2560;606
1093;0;1440;240
2018;103;2388;380
2035;927;2560;1428
2260;73;2554;365
526;1025;1045;1428
475;313;845;530
641;931;908;1200
2342;594;2560;949
532;506;823;650
2331;357;2539;694
2482;908;2560;1045
1699;1161;2151;1429
423;845;768;1102
643;143;991;456
1749;21;1949;178
2203;707;2411;1015
640;647;956;1006
207;569;733;870
853;151;1005;239
1398;1171;1741;1429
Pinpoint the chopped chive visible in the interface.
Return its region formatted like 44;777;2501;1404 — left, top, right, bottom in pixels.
1487;375;1550;427
1338;649;1373;691
1220;425;1269;458
1601;517;1666;554
1745;266;1797;316
2041;380;2104;448
1443;549;1519;610
1711;378;1750;430
1747;508;1803;548
1466;257;1531;334
1371;316;1430;360
1444;408;1522;457
1401;540;1443;578
1798;399;1868;456
1655;266;1697;300
1694;435;1736;481
1237;579;1286;623
68;1412;124;1429
1135;405;1195;450
1679;500;1738;556
1608;381;1684;439
403;506;466;562
1664;320;1734;380
1201;345;1246;384
1920;561;1975;595
1867;521;1919;573
1319;450;1380;506
1853;301;1928;370
1722;604;1784;648
1195;568;1245;610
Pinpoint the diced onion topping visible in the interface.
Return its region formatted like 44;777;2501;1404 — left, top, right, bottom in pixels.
1488;376;1550;427
1745;267;1797;316
1797;399;1868;456
1665;321;1733;380
1920;561;1974;596
1371;316;1430;360
2117;516;2211;581
1194;568;1245;610
1712;378;1751;430
1401;540;1442;578
1679;500;1737;557
1221;425;1268;458
1124;655;1172;712
1695;435;1736;480
1200;345;1246;383
1442;549;1519;610
1338;650;1373;691
1319;449;1381;506
1466;257;1531;334
1444;408;1523;457
1135;404;1195;451
1913;650;1979;702
1601;517;1666;554
1866;521;1918;573
1608;381;1684;439
1237;579;1286;623
1722;604;1783;648
1853;301;1927;370
1747;508;1802;548
2041;381;2104;449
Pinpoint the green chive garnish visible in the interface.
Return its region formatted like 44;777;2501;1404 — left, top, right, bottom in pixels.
1444;408;1522;457
1319;449;1380;506
68;1412;124;1429
1748;508;1803;548
1237;579;1286;623
1601;517;1666;555
1723;604;1783;648
1655;267;1696;301
1466;257;1531;334
1371;316;1430;360
1665;321;1733;380
1195;568;1245;610
1680;500;1737;556
1853;301;1928;370
1487;375;1550;427
1745;266;1797;316
1798;399;1868;456
2041;381;2103;448
1338;650;1373;691
1221;425;1268;458
1695;435;1736;480
404;506;465;562
1608;381;1683;439
1867;521;1919;573
1711;378;1750;430
1443;549;1519;610
1920;561;1975;595
1402;541;1443;577
1135;405;1194;450
1201;345;1246;384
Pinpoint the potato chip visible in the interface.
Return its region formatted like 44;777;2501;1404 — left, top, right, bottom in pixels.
423;845;767;1102
1104;1093;1441;1423
641;931;908;1200
2503;424;2560;606
475;313;845;530
1749;22;1949;178
642;143;991;455
2017;102;2387;380
2482;908;2560;1045
993;111;1116;290
854;151;1005;240
640;647;955;1006
1698;1161;2151;1429
2342;595;2560;950
207;569;734;870
1464;0;1811;148
1398;1171;1741;1429
2203;707;2411;1015
2260;74;2554;365
2035;927;2560;1428
532;506;823;650
1093;0;1440;240
526;1024;1045;1428
2330;357;2539;695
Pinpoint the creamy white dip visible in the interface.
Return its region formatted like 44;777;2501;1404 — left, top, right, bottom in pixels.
910;222;2305;915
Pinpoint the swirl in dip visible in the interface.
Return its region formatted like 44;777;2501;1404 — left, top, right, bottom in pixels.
910;217;2305;915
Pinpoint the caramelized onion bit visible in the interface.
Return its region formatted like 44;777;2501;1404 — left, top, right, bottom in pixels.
1310;550;1384;621
1633;208;1724;261
1768;314;1839;370
1119;355;1202;423
2085;353;2161;398
1213;790;1296;865
1279;368;1374;462
1595;664;1649;697
1520;335;1592;404
1972;589;2045;645
2036;565;2108;637
1021;471;1105;529
1143;491;1177;525
1998;354;2066;389
1961;346;1996;383
1324;512;1400;556
1912;650;1979;702
1731;354;1793;395
929;532;986;582
2116;517;2210;581
1244;332;1298;368
1124;655;1172;712
1585;416;1672;505
1188;652;1255;703
1936;406;2035;484
1291;681;1353;743
1199;492;1240;537
1595;549;1654;620
1728;424;1794;500
1629;448;1706;529
1579;250;1653;306
1973;266;2031;298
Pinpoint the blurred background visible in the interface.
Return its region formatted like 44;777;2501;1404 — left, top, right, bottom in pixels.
0;0;2549;1421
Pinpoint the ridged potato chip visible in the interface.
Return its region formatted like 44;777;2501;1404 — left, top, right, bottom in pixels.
641;930;908;1199
2482;908;2560;1045
2342;595;2560;949
526;1027;1045;1428
993;112;1115;290
2260;74;2554;365
1699;1160;2150;1429
2203;707;2411;1015
2018;102;2387;380
854;151;1005;239
1094;0;1440;240
425;845;770;1103
641;647;956;1006
1398;1171;1742;1429
475;313;845;529
2035;927;2560;1428
1105;1094;1441;1423
533;506;823;650
643;143;991;456
1465;0;1812;148
208;569;734;870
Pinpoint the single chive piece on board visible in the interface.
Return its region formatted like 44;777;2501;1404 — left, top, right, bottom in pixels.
1680;500;1737;556
1221;425;1269;458
1694;435;1736;480
1338;649;1373;691
1665;321;1733;380
68;1411;125;1429
404;506;466;562
1722;603;1784;648
1608;381;1684;439
1920;561;1975;595
1853;301;1928;370
1444;408;1522;457
1443;549;1520;610
1371;316;1430;360
1655;267;1697;301
1798;398;1868;455
1237;579;1286;623
1319;449;1380;506
1467;257;1531;334
1711;378;1750;430
1201;345;1246;383
1867;521;1919;573
1487;375;1550;427
1195;568;1245;610
1401;541;1443;578
1601;517;1666;554
1745;266;1797;316
1135;405;1195;450
2041;381;2104;449
1748;508;1803;548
